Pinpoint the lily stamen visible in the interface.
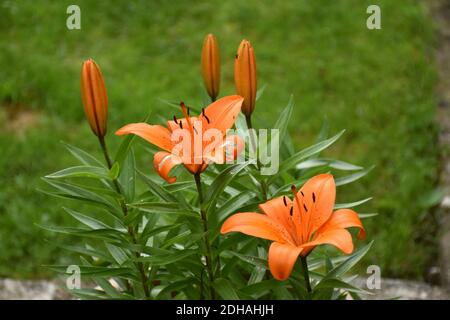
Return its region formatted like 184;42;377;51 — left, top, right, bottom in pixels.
202;108;210;124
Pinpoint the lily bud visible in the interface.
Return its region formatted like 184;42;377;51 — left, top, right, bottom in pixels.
234;39;256;117
80;59;108;137
201;34;221;101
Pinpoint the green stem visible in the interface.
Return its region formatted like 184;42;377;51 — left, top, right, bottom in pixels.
98;136;151;299
194;172;216;300
245;115;267;200
300;256;312;294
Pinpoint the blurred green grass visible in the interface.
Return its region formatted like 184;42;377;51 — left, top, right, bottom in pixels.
0;0;440;279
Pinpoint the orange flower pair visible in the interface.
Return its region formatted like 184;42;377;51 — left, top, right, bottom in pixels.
116;96;244;183
221;174;365;280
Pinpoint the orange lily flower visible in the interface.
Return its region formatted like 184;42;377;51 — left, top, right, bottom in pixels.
221;174;365;280
80;59;108;137
116;95;244;183
201;33;221;101
234;39;256;117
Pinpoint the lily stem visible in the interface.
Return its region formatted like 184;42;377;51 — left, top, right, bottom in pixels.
245;115;268;200
194;172;216;300
300;256;312;294
98;136;151;299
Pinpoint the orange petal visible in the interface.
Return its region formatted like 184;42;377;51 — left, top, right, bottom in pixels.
220;212;288;243
301;229;353;254
297;174;336;237
116;123;174;152
167;116;200;132
200;95;243;134
268;242;303;280
224;134;245;161
203;134;245;164
153;151;182;184
259;196;296;242
319;209;366;240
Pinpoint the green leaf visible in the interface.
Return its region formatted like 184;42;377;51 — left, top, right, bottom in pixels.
137;170;179;203
296;158;364;171
136;249;197;265
204;162;250;212
45;166;111;180
52;243;111;261
273;95;294;141
129;202;198;218
334;197;372;209
335;166;373;186
248;247;267;285
118;149;136;202
358;213;378;219
271;130;345;180
214;190;257;223
109;162;120;180
256;83;267;101
156;279;193;299
64;207;111;230
324;241;373;279
52;265;137;280
228;251;268;269
114;134;136;168
105;243;128;265
240;279;279;298
39;224;126;242
94;278;125;299
140;223;181;243
327;159;364;171
259;96;294;159
41;179;121;216
213;278;240;300
63;142;105;167
70;288;108;300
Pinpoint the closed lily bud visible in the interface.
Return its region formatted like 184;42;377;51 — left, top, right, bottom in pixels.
234;39;256;117
201;34;221;101
80;59;108;137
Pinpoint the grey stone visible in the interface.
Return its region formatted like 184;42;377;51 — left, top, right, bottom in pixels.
0;279;70;300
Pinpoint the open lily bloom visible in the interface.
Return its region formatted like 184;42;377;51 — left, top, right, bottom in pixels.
221;174;365;280
116;95;244;183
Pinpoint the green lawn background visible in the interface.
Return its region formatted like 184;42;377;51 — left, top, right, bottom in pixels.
0;0;440;279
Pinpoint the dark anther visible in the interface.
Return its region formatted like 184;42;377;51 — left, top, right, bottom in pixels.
187;107;190;116
179;122;183;129
283;196;287;206
202;108;210;124
235;54;238;59
303;204;308;212
173;115;178;124
312;192;316;203
289;207;293;216
291;185;296;193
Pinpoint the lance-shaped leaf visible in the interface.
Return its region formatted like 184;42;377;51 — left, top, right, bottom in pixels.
270;130;345;182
